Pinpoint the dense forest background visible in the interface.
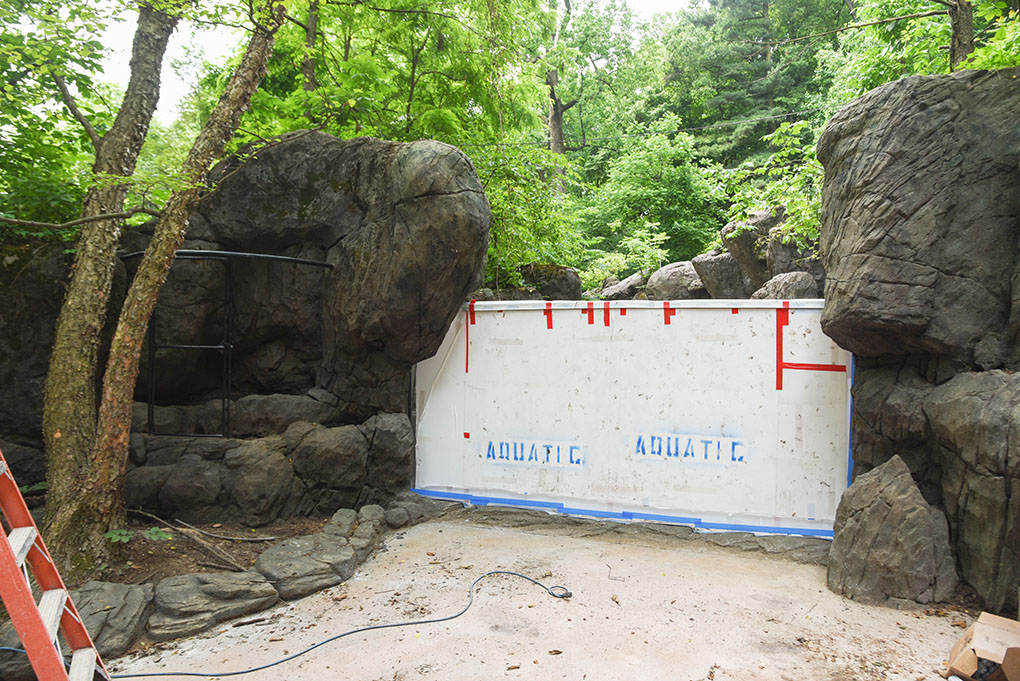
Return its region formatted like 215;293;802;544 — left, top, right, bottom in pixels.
3;0;1020;289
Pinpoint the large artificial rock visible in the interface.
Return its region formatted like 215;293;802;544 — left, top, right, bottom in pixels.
125;437;311;525
720;210;781;289
148;571;279;641
288;423;370;513
849;364;941;504
923;371;1020;614
766;228;825;291
357;413;414;505
255;534;356;599
818;68;1020;369
0;246;68;441
750;271;819;299
828;456;957;606
519;263;582;300
71;581;154;657
644;261;709;300
229;393;337;437
317;136;490;412
690;251;754;299
600;272;646;300
0;437;45;486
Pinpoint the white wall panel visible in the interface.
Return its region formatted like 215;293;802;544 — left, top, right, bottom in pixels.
414;299;851;536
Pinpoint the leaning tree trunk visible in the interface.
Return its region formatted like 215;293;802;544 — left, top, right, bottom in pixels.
948;0;975;70
42;5;178;577
42;0;287;579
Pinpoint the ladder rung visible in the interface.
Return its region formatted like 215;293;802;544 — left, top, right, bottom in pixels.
38;589;67;641
69;647;99;681
6;526;37;567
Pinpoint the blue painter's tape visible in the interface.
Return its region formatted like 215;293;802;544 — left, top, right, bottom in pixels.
411;489;834;538
847;355;855;489
559;506;627;519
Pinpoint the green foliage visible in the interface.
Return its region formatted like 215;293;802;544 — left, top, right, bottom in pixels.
104;526;172;544
579;226;669;291
472;142;585;287
717;120;823;250
966;5;1020;68
578;121;725;267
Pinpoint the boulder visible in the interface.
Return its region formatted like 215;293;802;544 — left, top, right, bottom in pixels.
317;136;490;404
229;393;337;437
765;228;824;291
289;423;370;513
923;371;1020;613
720;210;781;289
828;456;957;606
0;437;45;486
519;263;582;300
849;363;941;504
690;251;754;299
818;68;1020;369
148;572;279;641
125;437;311;525
600;272;646;300
71;581;154;657
254;533;357;600
644;262;709;300
750;271;819;299
357;413;414;506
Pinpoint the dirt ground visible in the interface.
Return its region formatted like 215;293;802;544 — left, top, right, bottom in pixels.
110;515;970;681
75;515;327;587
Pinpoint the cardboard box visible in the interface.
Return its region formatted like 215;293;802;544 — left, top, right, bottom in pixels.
948;612;1020;681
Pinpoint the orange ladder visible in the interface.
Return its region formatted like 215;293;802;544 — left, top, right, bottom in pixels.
0;447;107;680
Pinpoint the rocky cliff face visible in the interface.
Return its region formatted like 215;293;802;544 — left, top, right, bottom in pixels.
2;132;491;518
818;67;1020;613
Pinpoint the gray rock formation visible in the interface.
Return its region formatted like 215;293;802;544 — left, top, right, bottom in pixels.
148;572;279;641
818;67;1020;613
750;271;819;299
644;261;709;300
766;228;824;292
923;371;1020;614
519;263;582;300
600;272;646;300
828;456;957;606
720;210;781;290
72;581;154;658
818;68;1020;369
254;505;384;599
690;251;753;299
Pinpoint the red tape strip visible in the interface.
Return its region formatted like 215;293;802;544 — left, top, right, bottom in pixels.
468;299;477;325
584;301;595;325
545;302;553;329
603;301;611;326
663;301;676;325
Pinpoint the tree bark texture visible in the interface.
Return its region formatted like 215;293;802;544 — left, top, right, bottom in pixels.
42;6;178;575
948;0;975;70
42;0;287;580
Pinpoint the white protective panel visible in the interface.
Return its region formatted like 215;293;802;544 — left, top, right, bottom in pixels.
414;299;852;537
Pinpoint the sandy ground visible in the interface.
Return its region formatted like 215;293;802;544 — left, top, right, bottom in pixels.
110;516;967;681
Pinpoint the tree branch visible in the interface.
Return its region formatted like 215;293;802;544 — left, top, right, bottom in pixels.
744;9;948;46
52;74;101;151
0;207;161;232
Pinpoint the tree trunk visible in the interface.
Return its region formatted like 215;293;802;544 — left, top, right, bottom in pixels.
303;0;319;92
42;5;178;576
43;0;287;580
948;0;975;71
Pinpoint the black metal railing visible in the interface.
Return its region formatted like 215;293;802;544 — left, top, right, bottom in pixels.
121;249;332;437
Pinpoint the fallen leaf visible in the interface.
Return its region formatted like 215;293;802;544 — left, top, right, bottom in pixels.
611;594;620;605
507;665;520;671
426;551;435;556
548;650;562;655
951;619;967;628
